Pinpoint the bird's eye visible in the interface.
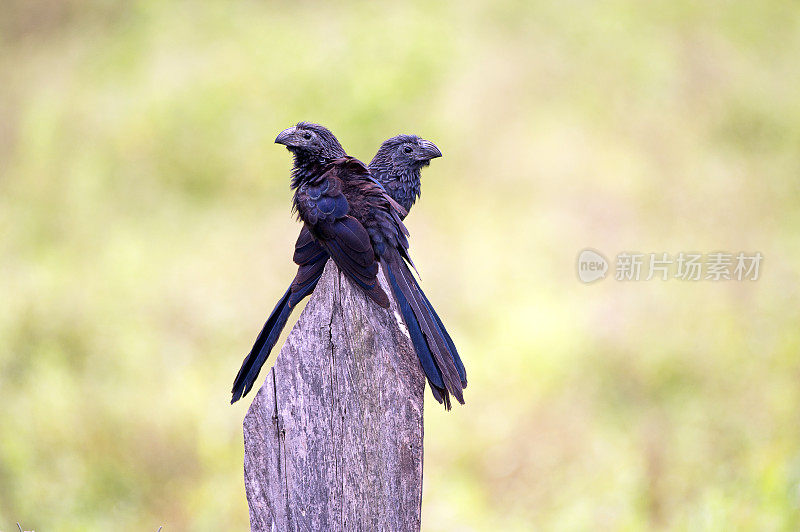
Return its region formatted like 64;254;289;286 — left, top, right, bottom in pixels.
303;132;312;140
403;146;413;153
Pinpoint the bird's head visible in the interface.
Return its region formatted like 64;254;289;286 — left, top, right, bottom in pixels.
275;122;346;164
370;135;442;174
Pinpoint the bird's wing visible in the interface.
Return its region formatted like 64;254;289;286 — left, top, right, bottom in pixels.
288;225;329;307
296;164;389;307
293;224;326;266
365;174;408;219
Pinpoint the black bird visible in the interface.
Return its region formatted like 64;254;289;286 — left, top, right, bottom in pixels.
231;123;345;403
281;123;465;407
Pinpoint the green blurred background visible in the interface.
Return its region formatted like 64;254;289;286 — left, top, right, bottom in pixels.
2;1;800;530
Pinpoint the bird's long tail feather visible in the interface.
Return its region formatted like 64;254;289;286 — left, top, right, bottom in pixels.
381;252;465;408
230;267;324;403
410;275;467;386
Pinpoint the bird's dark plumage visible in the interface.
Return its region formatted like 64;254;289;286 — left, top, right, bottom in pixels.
293;157;391;308
231;124;463;408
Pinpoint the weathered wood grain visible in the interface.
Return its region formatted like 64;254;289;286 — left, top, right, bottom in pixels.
243;260;425;532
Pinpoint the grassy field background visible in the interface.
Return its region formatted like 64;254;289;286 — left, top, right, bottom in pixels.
2;1;800;530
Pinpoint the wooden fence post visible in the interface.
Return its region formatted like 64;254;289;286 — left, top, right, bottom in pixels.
243;260;425;532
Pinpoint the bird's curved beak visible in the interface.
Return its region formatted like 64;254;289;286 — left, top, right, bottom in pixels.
275;126;297;146
418;139;442;160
